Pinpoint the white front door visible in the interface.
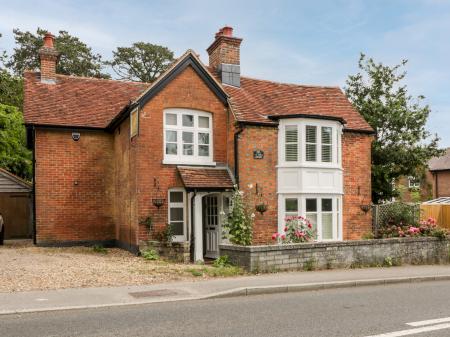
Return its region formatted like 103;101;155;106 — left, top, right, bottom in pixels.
204;195;219;259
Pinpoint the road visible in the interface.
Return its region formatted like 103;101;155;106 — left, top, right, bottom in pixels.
2;280;450;337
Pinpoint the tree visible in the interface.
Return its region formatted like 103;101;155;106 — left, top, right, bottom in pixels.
107;42;174;82
0;104;32;180
0;34;23;108
7;28;109;78
345;54;443;203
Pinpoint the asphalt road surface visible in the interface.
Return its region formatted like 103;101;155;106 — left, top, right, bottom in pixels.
2;280;450;337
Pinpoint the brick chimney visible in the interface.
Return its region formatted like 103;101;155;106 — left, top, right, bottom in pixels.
207;26;242;87
39;33;60;84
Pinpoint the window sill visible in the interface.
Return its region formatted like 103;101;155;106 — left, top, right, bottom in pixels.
276;163;343;170
162;159;216;166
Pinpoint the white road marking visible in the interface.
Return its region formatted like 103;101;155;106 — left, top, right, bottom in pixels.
407;316;450;327
35;298;49;301
366;322;450;336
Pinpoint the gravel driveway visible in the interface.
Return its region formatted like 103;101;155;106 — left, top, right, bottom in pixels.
0;240;223;293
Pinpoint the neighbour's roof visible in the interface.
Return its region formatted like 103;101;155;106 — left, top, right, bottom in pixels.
23;72;148;128
23;50;372;133
428;148;450;171
177;166;234;190
224;77;373;132
422;197;450;205
0;168;32;193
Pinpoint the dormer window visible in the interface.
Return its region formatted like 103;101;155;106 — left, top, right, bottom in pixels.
163;108;214;165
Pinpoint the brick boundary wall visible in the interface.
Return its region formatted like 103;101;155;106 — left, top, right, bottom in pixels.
220;237;450;272
139;240;190;263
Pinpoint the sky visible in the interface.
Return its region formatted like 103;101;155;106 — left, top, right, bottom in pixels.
0;0;449;146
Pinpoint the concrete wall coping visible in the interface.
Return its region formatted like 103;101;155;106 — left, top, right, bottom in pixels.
219;237;446;253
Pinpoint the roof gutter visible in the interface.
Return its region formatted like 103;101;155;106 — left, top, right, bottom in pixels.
268;113;346;125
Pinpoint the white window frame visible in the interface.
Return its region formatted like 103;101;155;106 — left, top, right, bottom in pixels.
408;176;420;189
168;188;187;242
278;118;342;168
279;194;342;241
163;108;215;165
130;107;139;138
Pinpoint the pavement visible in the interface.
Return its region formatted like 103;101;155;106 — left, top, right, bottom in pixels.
1;264;450;315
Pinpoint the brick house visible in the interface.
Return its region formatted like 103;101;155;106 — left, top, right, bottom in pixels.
24;27;373;261
428;148;450;198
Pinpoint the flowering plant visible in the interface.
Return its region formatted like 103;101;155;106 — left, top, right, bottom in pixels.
272;216;316;244
378;217;447;239
223;186;254;246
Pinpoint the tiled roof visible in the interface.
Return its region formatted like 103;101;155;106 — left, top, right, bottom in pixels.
177;166;234;190
428;148;450;171
23;56;372;133
23;72;148;128
224;76;373;132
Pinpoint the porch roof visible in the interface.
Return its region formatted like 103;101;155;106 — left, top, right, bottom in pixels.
177;166;234;191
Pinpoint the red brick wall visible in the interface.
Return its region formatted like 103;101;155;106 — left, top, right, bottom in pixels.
237;126;278;244
134;65;228;240
342;132;373;240
35;129;115;243
208;36;242;70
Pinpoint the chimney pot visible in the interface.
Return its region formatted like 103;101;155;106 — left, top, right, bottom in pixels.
43;33;55;48
222;26;233;37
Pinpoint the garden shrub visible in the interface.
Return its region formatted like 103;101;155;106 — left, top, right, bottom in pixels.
272;216;315;243
223;187;254;246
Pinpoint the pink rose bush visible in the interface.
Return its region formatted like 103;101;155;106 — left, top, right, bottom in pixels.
272;216;316;244
378;217;447;239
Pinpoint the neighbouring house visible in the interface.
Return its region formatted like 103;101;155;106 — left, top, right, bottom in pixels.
0;168;33;239
395;175;432;203
428;148;450;198
23;27;373;261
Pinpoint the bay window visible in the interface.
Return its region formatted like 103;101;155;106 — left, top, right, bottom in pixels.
164;109;213;165
280;119;341;166
282;195;342;241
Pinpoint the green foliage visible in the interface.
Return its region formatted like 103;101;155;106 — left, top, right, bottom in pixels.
155;223;175;244
142;249;159;261
361;232;375;240
345;54;443;203
92;245;108;254
139;216;153;231
223;187;254;246
187;265;244;278
107;42;174;82
0;104;32;179
213;255;233;268
7;28;109;78
303;258;316;271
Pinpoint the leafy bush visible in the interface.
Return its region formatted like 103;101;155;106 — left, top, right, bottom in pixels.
382;202;418;228
92;245;108;254
213;255;232;268
142;249;159;261
223;187;253;246
272;216;315;243
378;217;448;239
155;223;175;244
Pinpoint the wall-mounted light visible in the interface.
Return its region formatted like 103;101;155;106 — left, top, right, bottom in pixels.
72;132;81;141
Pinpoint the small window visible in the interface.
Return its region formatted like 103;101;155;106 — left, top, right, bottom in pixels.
182;114;194;127
321;127;332;162
168;190;185;241
321;199;333;239
199;116;210;128
305;198;318;236
285;198;298;217
305;125;317;162
182;132;194;156
408;177;420;189
285;125;298;162
165;113;177;126
198;132;210;157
